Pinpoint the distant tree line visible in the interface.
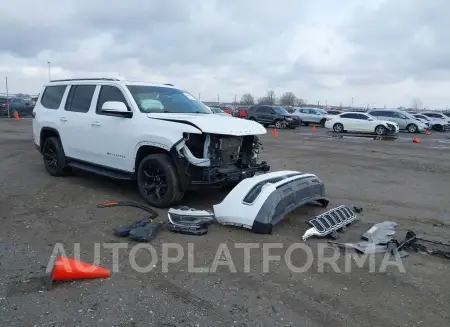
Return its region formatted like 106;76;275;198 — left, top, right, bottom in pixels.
239;90;306;107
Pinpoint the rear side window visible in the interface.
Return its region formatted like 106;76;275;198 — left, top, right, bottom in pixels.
341;113;357;119
41;85;67;109
96;85;129;114
65;85;96;113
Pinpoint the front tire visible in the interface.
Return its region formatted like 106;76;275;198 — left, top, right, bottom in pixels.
42;136;70;176
375;125;387;135
137;153;181;208
275;120;284;129
320;119;326;127
407;124;418;133
333;123;344;133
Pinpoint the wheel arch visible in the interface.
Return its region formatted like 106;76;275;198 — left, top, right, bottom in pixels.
134;141;190;192
39;127;61;152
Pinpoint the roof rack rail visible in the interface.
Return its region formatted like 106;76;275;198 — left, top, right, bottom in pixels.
50;78;121;82
164;83;174;86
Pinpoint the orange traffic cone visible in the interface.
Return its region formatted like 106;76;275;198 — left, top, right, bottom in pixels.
312;124;316;133
48;256;111;289
273;128;278;138
425;130;431;136
412;137;420;143
15;112;19;120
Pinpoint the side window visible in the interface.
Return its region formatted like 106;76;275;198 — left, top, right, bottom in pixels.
308;109;316;114
96;85;129;115
256;107;265;113
40;85;67;109
391;112;401;118
355;114;368;120
370;111;380;116
300;109;308;113
340;113;352;119
65;85;96;113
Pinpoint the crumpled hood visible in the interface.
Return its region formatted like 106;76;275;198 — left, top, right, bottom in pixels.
146;113;266;136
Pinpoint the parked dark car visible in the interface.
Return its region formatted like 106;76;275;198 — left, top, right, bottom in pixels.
0;97;34;117
247;105;300;129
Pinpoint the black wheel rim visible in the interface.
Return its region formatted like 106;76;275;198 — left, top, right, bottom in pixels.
43;142;58;170
142;163;168;201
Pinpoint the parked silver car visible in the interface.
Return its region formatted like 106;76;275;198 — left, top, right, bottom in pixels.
291;107;328;126
367;109;426;133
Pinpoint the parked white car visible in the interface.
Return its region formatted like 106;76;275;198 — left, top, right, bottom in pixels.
325;112;399;135
413;114;449;132
32;77;270;207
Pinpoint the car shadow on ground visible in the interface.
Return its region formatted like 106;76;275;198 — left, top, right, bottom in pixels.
67;169;228;209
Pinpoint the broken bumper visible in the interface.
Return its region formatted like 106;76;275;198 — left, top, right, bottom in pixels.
213;170;329;233
192;162;270;185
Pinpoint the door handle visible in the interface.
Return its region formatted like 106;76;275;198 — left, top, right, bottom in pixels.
91;122;101;126
60;117;67;122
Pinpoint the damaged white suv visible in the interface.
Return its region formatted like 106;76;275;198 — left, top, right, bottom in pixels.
32;78;270;207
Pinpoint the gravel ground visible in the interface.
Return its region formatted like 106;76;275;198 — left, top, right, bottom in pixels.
1;119;449;327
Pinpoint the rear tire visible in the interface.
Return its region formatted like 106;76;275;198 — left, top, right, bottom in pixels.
42;136;70;176
333;123;344;133
375;125;387;135
137;153;181;208
407;124;418;133
303;122;310;126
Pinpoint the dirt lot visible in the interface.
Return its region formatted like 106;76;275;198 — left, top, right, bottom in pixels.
1;119;449;327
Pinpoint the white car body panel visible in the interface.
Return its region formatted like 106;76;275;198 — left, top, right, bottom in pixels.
146;113;266;136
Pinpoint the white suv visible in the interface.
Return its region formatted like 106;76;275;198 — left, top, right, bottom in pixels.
32;78;270;207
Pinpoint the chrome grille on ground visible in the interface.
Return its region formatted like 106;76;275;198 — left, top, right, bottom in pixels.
302;205;357;240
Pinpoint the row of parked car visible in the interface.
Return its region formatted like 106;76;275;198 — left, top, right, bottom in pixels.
208;105;450;135
0;96;37;117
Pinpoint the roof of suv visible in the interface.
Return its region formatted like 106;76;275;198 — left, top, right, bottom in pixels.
45;77;176;89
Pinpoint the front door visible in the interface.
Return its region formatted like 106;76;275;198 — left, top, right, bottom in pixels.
87;85;136;171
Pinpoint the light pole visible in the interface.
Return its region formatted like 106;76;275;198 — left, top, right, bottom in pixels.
47;61;51;81
351;96;354;108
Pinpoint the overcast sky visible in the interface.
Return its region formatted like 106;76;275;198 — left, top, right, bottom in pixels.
1;0;449;108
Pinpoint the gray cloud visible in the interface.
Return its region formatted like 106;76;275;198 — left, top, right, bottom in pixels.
1;0;450;107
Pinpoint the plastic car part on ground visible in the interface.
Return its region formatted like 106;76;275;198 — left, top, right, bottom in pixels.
167;207;215;236
328;221;400;255
213;170;329;234
97;201;161;242
302;205;358;241
395;231;450;260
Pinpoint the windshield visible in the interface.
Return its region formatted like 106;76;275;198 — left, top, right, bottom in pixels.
126;85;212;114
273;107;290;115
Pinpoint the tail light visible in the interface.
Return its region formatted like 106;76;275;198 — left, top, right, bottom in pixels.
326;117;333;121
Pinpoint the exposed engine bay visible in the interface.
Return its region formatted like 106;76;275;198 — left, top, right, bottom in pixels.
175;133;269;185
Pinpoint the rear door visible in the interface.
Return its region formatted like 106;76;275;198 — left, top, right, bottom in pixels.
62;84;98;160
339;113;358;130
